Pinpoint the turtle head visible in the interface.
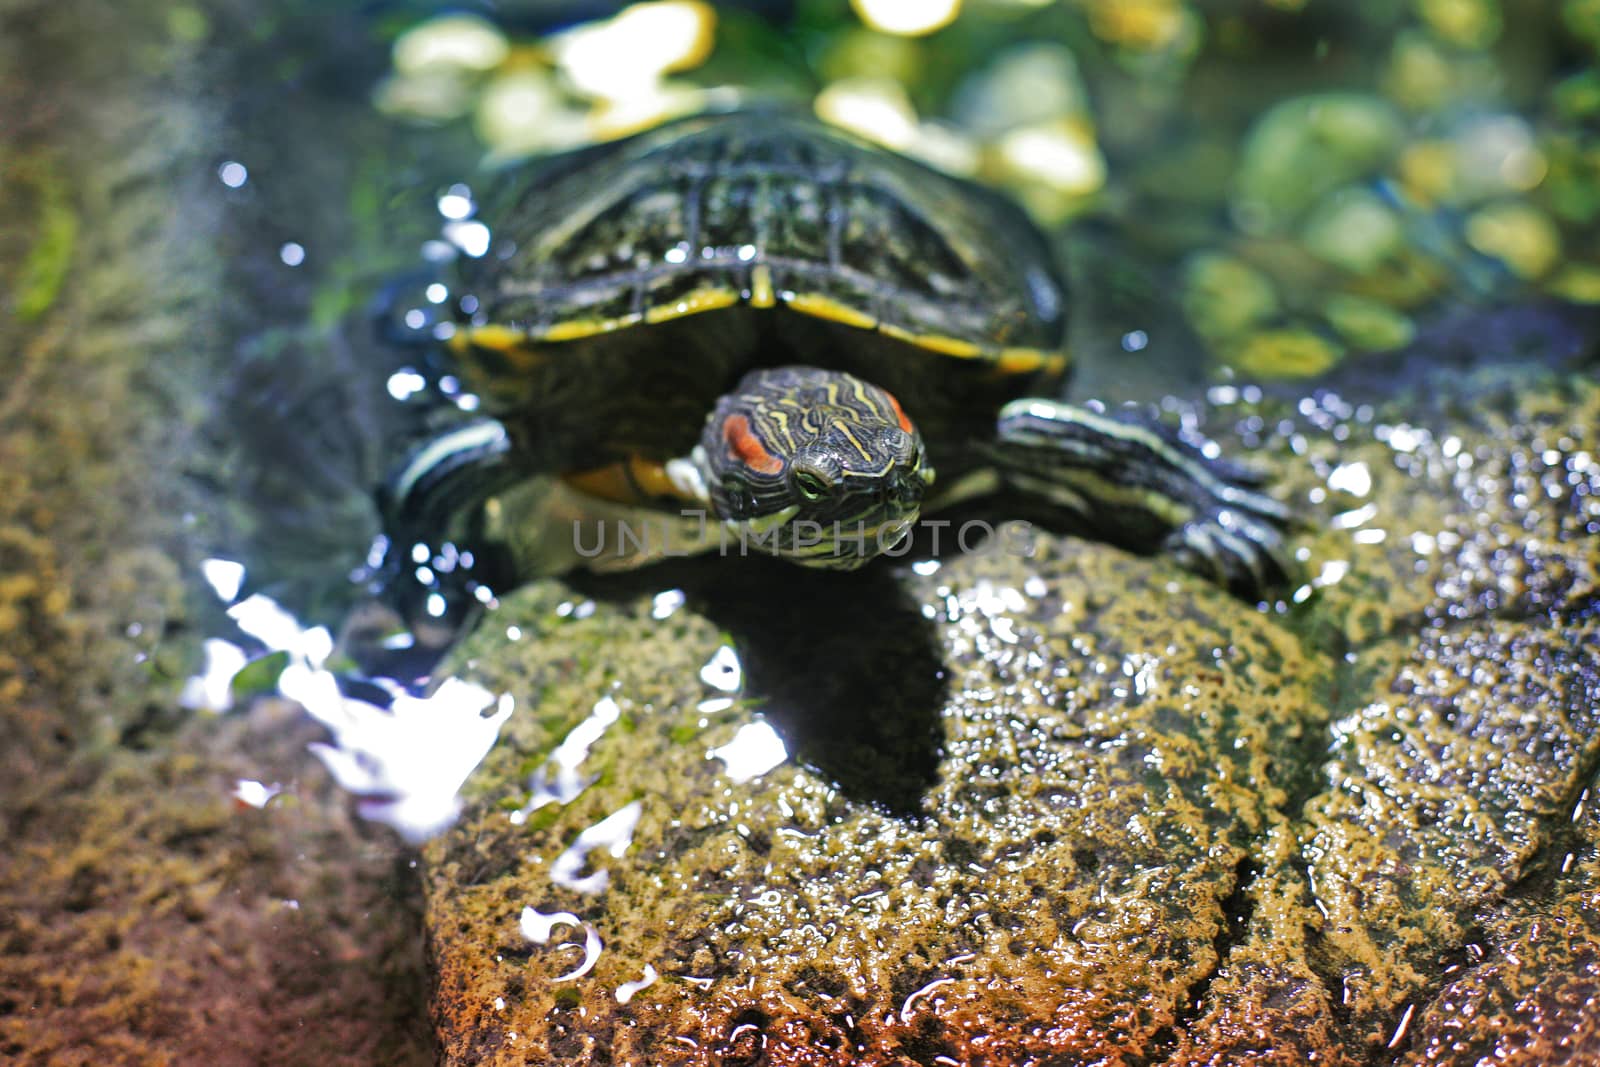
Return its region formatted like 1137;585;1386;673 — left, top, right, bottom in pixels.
695;366;933;568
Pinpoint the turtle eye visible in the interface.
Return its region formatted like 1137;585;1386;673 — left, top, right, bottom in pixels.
791;468;833;501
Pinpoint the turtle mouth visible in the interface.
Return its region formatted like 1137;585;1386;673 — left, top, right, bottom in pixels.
718;497;923;569
885;466;930;510
870;515;916;552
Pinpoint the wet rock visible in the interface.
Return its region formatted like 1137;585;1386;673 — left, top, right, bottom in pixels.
1400;761;1600;1065
424;543;1320;1064
420;341;1600;1061
0;2;432;1062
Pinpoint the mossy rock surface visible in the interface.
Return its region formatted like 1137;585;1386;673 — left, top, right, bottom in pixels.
0;3;434;1063
421;355;1600;1064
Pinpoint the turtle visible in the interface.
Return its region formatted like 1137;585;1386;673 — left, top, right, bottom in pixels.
377;111;1290;620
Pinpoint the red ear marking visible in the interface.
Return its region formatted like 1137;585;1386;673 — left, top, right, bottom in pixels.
722;414;784;475
886;392;915;434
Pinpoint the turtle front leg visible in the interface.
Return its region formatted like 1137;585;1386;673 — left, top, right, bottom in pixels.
989;398;1292;598
374;418;528;626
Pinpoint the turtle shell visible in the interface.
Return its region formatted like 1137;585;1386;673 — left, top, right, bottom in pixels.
447;111;1069;478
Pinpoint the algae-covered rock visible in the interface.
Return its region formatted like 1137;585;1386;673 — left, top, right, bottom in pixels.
0;2;434;1062
423;539;1320;1064
419;333;1600;1063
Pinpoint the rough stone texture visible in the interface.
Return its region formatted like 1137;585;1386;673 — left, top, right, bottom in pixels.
421;357;1600;1065
0;3;431;1063
0;702;432;1066
1399;761;1600;1066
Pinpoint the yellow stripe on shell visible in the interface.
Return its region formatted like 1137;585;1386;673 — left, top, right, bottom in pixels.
784;292;878;330
781;297;1068;376
749;264;776;309
998;346;1070;375
453;324;528;353
644;286;741;324
879;322;984;359
451;325;545;372
537;312;644;342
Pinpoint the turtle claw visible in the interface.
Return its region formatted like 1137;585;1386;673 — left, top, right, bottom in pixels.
1161;506;1292;601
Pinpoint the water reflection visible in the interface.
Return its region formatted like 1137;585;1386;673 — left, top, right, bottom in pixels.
511;693;621;820
180;638;249;713
549;800;643;894
200;557;246;601
614;964;658;1004
711;721;788;784
698;644;742;693
518;906;603;982
232;779;284;809
282;665;513;843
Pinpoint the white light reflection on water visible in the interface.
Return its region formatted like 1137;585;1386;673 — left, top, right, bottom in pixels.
436;183;475;220
232;779;283;809
1292;558;1352;604
899;976;958;1023
179;638;248;712
651;589;685;619
228;594;333;666
711;721;787;783
1331;502;1379;530
615;964;658;1004
550;800;643;894
199;557;245;602
1327;460;1372;497
281;664;513;844
510;695;621;822
443;219;491;257
699;644;742;692
519;906;603;982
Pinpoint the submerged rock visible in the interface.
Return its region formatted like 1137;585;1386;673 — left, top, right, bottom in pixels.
420;332;1600;1063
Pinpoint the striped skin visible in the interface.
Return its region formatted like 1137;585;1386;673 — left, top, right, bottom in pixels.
376;419;526;623
381;421;519;545
697;366;930;569
991;399;1292;596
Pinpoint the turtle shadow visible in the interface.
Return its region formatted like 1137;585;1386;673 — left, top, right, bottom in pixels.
569;556;947;816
